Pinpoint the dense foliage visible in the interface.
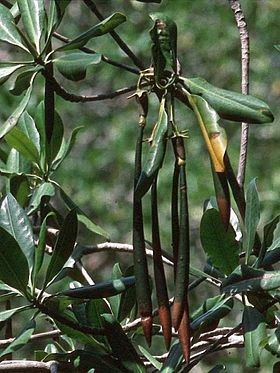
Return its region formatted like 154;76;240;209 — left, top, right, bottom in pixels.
0;1;279;372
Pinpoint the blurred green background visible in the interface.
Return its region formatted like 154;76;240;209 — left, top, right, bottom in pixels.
0;0;279;371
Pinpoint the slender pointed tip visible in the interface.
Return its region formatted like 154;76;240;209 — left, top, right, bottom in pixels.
172;302;183;331
158;306;172;350
141;316;153;346
178;308;191;364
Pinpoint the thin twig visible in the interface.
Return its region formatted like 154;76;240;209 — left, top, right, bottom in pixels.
53;32;139;75
83;0;145;70
0;330;61;349
228;0;250;187
43;74;138;103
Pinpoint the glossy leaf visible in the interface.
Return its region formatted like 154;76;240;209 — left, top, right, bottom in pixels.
46;0;71;42
59;276;135;299
0;305;31;322
211;169;230;229
0;193;34;270
222;265;280;294
86;299;111;347
17;0;45;54
5;148;31;174
187;93;227;172
5;127;40;163
0;319;36;358
59;186;110;239
53;52;101;81
28;182;55;215
256;215;280;268
0;226;29;295
135;96;168;199
108;263;123;318
191;295;234;331
200;209;239;275
0;77;35;139
56;12;126;52
19;111;40;153
102;314;145;373
10;66;42;96
183;77;274;124
245;178;260;262
0;4;29;52
51;126;83;170
44;209;78;288
243;306;266;368
0;63;25;85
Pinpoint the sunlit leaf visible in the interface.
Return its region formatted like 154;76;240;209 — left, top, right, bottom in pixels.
5;126;40;163
0;74;35;139
0;305;31;322
19;111;40;153
0;4;29;52
17;0;45;54
222;265;280;294
53;52;101;81
200;209;239;275
56;12;126;52
187;93;227;172
9;174;29;207
0;63;26;86
183;77;274;124
0;193;34;270
10;66;42;96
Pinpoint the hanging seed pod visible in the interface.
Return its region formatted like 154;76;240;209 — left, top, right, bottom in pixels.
133;91;153;345
151;176;172;349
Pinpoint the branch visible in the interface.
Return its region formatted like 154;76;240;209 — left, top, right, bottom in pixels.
44;73;138;103
83;0;145;70
0;360;71;372
228;0;250;187
0;330;61;349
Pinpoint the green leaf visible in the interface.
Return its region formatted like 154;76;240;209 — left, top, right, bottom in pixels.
222;265;280;294
86;299;111;348
0;193;34;270
46;0;71;42
0;4;29;52
32;213;54;287
17;0;45;54
191;295;234;331
275;45;280;52
9;174;29;207
245;178;260;262
243;306;266;368
0;319;35;358
187;93;227;173
135;96;168;199
59;276;135;299
0;76;35;139
19;111;40;153
183;77;274;124
53;52;101;81
0;305;31;322
138;345;162;370
49;111;64;162
59;186;110;239
0;63;26;86
160;341;184;372
200;209;239;275
263;215;280;250
56;12;126;51
28;182;55;215
51;126;83;171
10;66;42;96
118;266;137;321
44;209;78;287
5;126;40;163
207;365;226;373
102;314;145;373
0;226;29;295
108;263;123;318
265;325;280;357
